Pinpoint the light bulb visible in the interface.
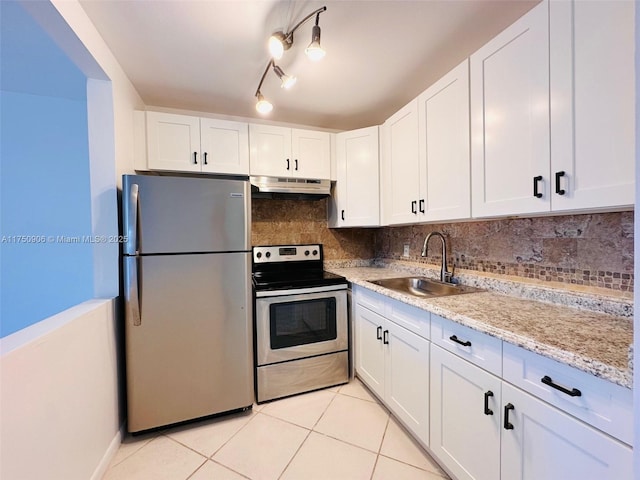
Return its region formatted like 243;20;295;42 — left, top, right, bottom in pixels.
268;33;285;60
305;25;325;61
281;75;297;89
255;94;273;114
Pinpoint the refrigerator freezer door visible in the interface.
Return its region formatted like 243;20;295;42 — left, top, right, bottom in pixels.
123;174;250;255
124;252;253;432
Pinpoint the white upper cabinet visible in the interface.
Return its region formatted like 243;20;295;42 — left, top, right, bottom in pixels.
145;112;249;175
549;0;635;211
199;118;249;175
328;126;380;228
381;99;421;225
418;59;471;222
146;112;201;172
470;1;550;218
249;124;330;179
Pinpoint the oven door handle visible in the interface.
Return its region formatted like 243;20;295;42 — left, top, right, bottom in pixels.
254;284;348;297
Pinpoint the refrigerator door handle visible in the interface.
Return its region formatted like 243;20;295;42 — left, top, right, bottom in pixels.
125;256;142;326
125;183;139;255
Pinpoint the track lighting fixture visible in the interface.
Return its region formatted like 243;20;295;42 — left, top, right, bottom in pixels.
254;6;327;114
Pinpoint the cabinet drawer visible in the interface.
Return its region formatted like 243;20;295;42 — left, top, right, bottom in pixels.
431;314;502;376
502;342;632;445
386;298;430;340
353;286;387;316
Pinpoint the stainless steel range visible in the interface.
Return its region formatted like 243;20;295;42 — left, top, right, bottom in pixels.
252;244;349;403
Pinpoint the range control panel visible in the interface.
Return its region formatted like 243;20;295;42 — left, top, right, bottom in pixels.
252;244;322;263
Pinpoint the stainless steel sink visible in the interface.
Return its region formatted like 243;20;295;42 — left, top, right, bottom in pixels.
369;277;483;298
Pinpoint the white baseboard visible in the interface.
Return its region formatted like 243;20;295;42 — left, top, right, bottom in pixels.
90;422;124;480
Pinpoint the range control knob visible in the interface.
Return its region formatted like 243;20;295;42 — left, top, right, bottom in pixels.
312;249;318;256
305;250;310;256
256;252;262;259
265;251;271;258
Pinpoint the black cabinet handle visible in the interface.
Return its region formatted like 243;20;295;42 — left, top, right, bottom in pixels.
555;171;566;195
411;201;417;214
203;152;208;165
484;391;494;415
376;326;382;340
383;330;389;345
341;210;345;221
450;335;471;347
294;159;298;171
504;403;515;430
286;158;290;170
193;152;198;164
533;175;543;198
541;375;581;397
419;199;425;213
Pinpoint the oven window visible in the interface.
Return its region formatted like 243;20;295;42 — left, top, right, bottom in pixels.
269;298;337;349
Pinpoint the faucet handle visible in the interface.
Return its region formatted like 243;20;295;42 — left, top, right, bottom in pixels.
444;264;455;284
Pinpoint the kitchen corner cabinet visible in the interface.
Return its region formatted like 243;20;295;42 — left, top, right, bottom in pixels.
380;99;421;225
417;59;471;222
549;0;635;211
249;124;330;179
145;111;249;175
470;1;550;218
328;126;380;228
354;287;430;446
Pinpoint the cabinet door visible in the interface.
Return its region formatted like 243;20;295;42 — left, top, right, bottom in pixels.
291;129;331;179
332;126;380;227
381;100;421;225
146;112;200;172
354;305;385;399
385;321;430;446
501;383;633;480
430;345;501;480
418;59;471;222
549;0;635;211
249;124;291;176
200;119;249;175
470;2;550;217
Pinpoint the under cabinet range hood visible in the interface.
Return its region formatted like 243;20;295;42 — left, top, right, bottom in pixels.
250;176;331;200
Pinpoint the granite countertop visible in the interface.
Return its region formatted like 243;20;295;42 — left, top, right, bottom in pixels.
325;261;633;389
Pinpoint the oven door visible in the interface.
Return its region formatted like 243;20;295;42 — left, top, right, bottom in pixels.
255;287;348;366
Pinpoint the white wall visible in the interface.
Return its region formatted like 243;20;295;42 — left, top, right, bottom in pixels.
0;1;145;479
1;300;121;480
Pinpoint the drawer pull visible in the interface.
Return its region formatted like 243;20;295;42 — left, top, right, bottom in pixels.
541;375;582;397
383;330;389;345
376;326;382;340
484;390;494;416
450;335;471;347
504;403;515;430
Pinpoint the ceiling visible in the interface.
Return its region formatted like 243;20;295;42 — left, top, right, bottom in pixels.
79;0;539;131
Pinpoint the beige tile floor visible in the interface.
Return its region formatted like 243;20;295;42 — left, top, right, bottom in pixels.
103;378;450;480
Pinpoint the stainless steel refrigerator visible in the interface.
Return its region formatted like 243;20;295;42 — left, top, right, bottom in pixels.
122;174;253;433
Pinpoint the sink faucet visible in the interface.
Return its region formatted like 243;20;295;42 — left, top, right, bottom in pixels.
421;232;452;283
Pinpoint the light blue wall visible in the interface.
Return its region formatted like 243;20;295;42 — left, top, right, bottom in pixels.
1;1;94;337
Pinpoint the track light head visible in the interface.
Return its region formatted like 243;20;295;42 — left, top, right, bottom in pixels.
255;92;273;114
273;65;297;89
268;31;292;60
305;24;325;61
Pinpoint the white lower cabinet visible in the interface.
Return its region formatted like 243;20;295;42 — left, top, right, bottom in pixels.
501;382;632;480
354;295;430;446
430;345;501;480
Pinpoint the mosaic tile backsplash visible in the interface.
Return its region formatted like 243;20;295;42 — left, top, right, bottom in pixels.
252;198;633;292
375;211;634;292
